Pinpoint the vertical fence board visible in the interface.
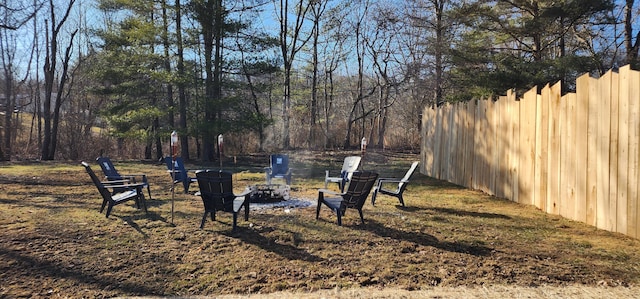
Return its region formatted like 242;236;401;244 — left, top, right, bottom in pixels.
454;102;464;185
423;106;436;177
563;93;578;219
548;82;562;215
444;104;454;181
442;105;452;180
587;76;599;226
617;66;630;235
519;87;538;205
596;71;612;230
464;100;477;188
461;102;470;187
534;93;543;210
484;99;492;194
538;85;550;212
487;99;497;195
629;69;640;238
560;93;569;218
472;100;483;190
575;74;590;223
509;91;520;202
456;102;465;185
433;107;443;179
496;97;506;199
609;71;620;232
476;100;489;192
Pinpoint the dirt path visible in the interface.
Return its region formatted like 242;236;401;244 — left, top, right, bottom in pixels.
118;285;640;298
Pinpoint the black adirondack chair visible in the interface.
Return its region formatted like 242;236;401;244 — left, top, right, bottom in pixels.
265;154;292;185
82;161;147;218
316;171;379;226
196;170;251;231
371;161;420;207
96;156;152;200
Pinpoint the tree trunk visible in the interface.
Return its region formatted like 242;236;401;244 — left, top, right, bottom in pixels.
41;0;76;160
176;0;189;160
625;0;639;67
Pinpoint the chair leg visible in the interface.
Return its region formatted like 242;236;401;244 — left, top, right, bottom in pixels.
358;209;365;224
371;187;379;206
398;194;405;207
100;199;108;213
200;211;208;229
146;185;153;200
335;209;342;226
105;202;114;218
232;212;238;231
244;201;250;221
140;193;147;213
316;193;323;219
183;181;190;194
316;202;322;219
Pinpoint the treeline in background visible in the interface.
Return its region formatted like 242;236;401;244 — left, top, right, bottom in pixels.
0;0;638;161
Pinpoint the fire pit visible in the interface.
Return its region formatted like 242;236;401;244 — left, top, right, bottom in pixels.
248;184;290;203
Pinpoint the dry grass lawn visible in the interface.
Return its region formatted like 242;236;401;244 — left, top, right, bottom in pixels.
1;151;640;298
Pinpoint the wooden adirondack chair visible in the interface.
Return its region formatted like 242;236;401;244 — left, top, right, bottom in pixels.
196;170;251;231
316;171;379;226
96;156;152;200
82;162;147;218
164;156;198;193
265;154;292;185
324;156;362;192
371;161;420;207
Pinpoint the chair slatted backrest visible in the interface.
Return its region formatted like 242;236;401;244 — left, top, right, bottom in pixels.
196;170;234;212
270;154;290;177
165;157;189;181
96;156;121;180
398;161;420;192
96;156;131;194
341;156;362;180
342;171;379;209
82;162;113;201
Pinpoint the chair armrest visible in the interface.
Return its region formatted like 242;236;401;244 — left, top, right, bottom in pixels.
110;174;148;183
103;182;145;189
377;178;404;184
101;179;132;185
236;189;252;197
318;188;344;196
118;173;147;177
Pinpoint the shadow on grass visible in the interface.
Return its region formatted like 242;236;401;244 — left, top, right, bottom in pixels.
425;207;511;219
118;210;172;238
223;225;324;263
0;245;162;296
355;219;493;256
394;205;426;212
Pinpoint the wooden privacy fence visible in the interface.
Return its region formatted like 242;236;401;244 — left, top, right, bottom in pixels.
420;65;640;239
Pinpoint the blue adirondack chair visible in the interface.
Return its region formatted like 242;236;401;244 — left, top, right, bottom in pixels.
164;156;198;193
265;154;292;185
96;156;152;200
82;161;147;218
